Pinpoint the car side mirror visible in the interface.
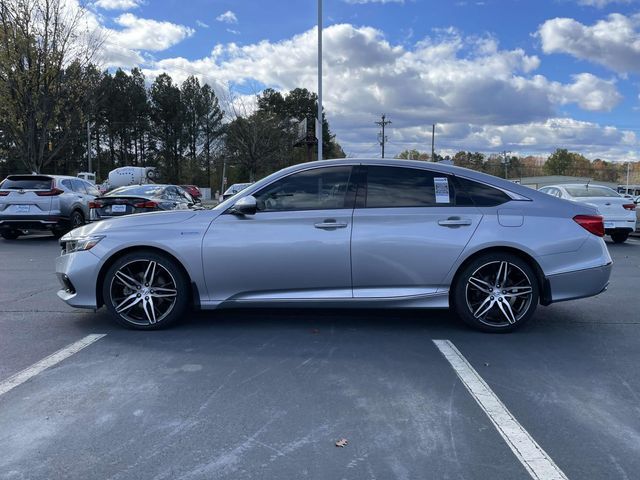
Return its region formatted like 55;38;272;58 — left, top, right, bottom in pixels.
230;195;257;215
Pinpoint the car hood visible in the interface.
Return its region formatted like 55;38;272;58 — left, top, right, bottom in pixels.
69;210;199;236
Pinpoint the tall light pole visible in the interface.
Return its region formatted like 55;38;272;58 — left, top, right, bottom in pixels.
317;0;323;162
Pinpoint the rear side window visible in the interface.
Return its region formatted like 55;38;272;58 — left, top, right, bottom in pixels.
84;183;100;196
363;166;454;208
61;180;73;190
0;176;53;190
71;179;87;194
454;177;511;207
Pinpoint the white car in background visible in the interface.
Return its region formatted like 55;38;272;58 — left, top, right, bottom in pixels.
539;184;637;243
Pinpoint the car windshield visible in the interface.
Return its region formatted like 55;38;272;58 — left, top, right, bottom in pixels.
564;186;621;198
0;176;53;190
106;185;165;197
224;183;252;195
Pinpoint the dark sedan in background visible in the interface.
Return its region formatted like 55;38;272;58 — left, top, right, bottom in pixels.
89;184;200;221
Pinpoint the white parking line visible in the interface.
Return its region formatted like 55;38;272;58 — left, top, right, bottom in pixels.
433;339;568;480
0;334;106;397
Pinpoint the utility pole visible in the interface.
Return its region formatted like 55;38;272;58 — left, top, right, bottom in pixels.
87;121;92;173
502;150;512;179
317;0;323;162
626;161;631;193
375;114;391;158
431;124;435;161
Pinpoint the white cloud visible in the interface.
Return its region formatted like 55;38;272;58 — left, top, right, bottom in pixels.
136;24;632;160
574;0;634;7
94;0;141;9
216;11;238;24
110;13;194;52
196;20;209;29
538;13;640;74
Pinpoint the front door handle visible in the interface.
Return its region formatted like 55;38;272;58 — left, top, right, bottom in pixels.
438;217;472;227
314;219;348;229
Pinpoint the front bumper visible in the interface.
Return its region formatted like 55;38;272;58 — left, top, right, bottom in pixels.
546;262;612;304
55;250;101;309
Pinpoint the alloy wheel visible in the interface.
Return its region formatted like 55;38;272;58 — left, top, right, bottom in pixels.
109;259;178;326
465;260;534;328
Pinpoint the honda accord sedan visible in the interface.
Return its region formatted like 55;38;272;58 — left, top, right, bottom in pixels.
55;159;612;332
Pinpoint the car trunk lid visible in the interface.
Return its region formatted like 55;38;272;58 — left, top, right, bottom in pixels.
90;196;159;218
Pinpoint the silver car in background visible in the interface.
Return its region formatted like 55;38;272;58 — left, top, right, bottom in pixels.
539;184;637;243
55;159;612;332
0;175;98;239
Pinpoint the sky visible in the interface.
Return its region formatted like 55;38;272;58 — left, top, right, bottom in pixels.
85;0;640;161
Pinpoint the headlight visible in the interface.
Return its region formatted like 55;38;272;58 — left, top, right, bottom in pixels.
60;234;104;254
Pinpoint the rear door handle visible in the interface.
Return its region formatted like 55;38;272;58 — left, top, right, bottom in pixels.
438;217;472;227
314;219;348;229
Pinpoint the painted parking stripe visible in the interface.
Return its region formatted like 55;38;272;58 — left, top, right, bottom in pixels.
0;334;106;397
433;339;568;480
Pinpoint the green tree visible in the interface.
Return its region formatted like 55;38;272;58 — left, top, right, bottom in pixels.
396;149;430;160
544;149;573;175
200;84;224;190
150;74;185;180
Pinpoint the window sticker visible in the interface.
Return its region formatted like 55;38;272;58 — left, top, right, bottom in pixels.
434;177;450;203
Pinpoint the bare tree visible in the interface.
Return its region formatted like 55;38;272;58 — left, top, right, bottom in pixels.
0;0;100;173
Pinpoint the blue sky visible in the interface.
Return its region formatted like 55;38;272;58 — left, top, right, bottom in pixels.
89;0;640;161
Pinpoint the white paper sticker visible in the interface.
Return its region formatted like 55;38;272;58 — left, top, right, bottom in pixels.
434;177;450;203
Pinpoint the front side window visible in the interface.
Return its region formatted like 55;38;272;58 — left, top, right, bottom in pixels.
254;166;353;212
364;166;454;208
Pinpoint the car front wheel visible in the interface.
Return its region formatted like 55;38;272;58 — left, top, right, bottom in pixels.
102;251;189;330
453;253;539;332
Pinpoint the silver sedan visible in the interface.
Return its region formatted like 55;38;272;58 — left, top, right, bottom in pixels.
55;159;612;332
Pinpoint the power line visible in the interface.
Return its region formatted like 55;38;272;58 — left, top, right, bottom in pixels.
374;114;392;158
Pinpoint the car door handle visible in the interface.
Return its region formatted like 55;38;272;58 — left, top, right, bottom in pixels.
438;217;472;227
314;219;348;229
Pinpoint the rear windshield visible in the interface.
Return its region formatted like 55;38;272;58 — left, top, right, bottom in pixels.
564;186;620;198
0;176;53;190
106;185;165;197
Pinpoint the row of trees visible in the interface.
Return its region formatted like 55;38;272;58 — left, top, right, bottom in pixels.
0;0;344;191
396;149;639;184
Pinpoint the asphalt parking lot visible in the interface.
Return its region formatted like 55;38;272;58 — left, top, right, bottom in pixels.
0;235;639;480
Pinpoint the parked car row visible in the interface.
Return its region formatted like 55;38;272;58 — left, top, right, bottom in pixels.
0;174;205;239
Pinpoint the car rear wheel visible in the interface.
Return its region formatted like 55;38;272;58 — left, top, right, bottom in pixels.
610;232;629;243
102;251;189;330
453;253;539;332
1;229;21;240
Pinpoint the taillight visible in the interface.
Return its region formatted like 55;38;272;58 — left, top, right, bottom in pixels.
573;215;604;237
35;188;64;196
134;201;158;209
89;201;103;209
623;203;636;211
0;191;8;196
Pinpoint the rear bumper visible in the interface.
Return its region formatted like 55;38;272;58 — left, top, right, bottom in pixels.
545;262;612;304
0;215;63;230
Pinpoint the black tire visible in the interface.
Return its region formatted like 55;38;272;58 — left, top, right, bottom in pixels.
452;252;539;333
611;232;629;244
102;250;189;330
1;230;20;240
70;210;85;229
52;228;66;239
